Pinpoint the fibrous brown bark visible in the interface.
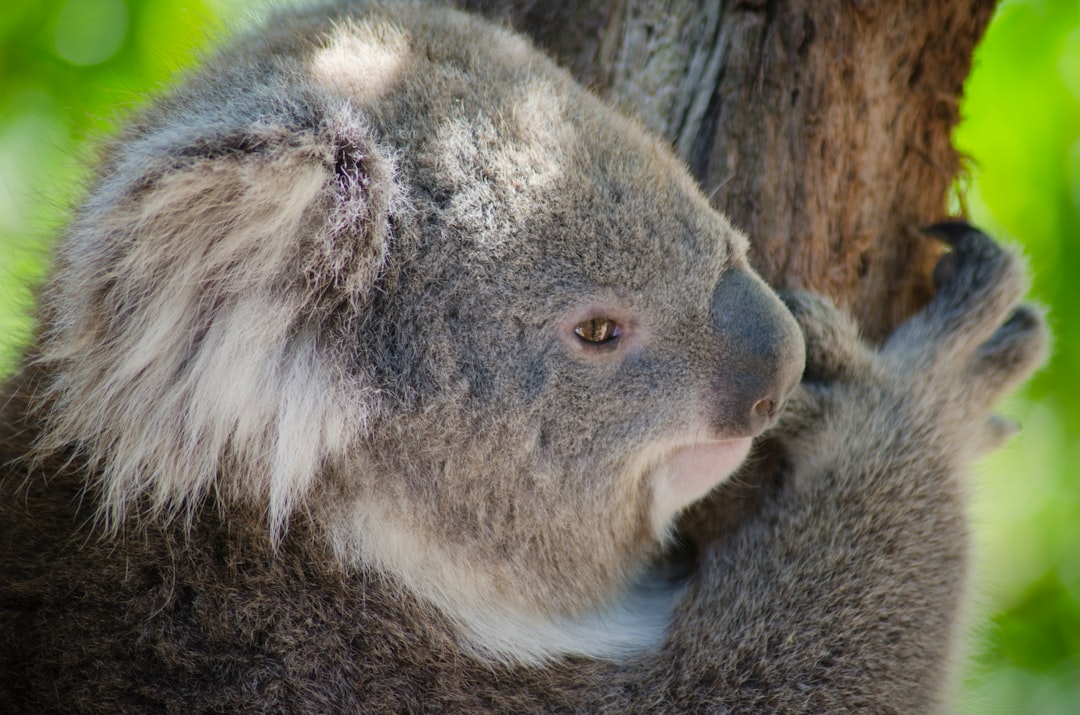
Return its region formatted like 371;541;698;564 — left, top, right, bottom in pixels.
461;0;996;341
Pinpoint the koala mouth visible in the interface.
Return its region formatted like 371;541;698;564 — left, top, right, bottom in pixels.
649;438;754;534
666;439;754;499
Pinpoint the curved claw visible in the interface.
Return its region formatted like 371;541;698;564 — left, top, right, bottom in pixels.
921;221;979;247
922;222;978;290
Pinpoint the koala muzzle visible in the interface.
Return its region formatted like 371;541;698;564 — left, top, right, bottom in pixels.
709;268;806;438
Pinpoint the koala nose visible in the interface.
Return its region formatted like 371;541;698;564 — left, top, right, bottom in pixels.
709;268;805;438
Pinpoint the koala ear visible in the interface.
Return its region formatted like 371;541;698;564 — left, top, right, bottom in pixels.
35;107;394;537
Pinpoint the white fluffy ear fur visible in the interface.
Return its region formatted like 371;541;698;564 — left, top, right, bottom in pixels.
34;109;397;537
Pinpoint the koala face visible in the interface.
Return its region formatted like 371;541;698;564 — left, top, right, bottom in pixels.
337;127;804;657
33;2;803;663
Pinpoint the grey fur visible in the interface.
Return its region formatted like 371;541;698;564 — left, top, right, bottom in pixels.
0;2;1047;712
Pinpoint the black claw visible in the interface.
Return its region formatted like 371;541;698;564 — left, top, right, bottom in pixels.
921;221;983;246
1002;304;1042;332
980;304;1045;352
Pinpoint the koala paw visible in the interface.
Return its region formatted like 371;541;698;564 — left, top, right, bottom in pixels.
779;291;867;385
775;224;1048;468
770;290;866;451
889;222;1037;369
887;223;1049;414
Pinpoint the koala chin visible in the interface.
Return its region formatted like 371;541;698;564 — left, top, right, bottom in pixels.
0;1;1047;711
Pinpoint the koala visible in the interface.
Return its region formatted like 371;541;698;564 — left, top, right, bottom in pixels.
0;1;1047;712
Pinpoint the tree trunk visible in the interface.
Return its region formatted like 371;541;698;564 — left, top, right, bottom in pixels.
459;0;996;538
461;0;995;341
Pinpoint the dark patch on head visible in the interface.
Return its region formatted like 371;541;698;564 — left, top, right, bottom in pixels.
175;129;287;161
520;354;549;404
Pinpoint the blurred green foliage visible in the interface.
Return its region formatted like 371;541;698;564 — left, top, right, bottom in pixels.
955;0;1080;711
0;0;1077;710
0;0;237;365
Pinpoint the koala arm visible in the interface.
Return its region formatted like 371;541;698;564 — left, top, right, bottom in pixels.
563;226;1046;713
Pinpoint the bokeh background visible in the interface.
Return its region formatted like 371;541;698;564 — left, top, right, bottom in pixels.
0;0;1076;710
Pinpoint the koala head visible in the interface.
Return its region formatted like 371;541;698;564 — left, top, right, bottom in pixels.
33;2;804;663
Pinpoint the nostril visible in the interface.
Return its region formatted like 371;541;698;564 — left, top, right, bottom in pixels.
752;398;776;421
745;397;779;434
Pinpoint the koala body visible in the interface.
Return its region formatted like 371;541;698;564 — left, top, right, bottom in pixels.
0;1;1047;712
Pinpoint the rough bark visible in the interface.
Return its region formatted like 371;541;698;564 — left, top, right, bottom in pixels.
460;0;996;341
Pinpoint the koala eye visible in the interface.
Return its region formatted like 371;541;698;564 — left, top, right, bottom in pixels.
573;317;621;345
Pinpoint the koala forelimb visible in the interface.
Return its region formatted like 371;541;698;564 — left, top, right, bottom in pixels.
0;2;1047;712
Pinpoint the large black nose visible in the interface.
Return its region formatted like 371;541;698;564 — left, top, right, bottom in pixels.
709;268;805;437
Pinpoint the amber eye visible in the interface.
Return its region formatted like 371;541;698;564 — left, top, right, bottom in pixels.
573;317;621;345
